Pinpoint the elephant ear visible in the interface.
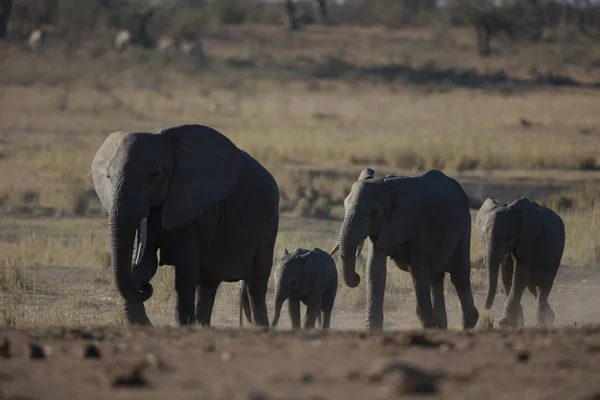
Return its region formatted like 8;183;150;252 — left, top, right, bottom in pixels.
476;197;499;237
509;197;542;263
376;178;420;249
358;168;375;181
160;125;242;231
89;131;128;211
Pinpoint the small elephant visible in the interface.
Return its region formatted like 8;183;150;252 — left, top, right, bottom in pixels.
271;248;338;330
331;168;479;332
89;124;279;327
476;197;565;328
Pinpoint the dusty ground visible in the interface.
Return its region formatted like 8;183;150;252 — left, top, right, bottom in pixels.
1;324;600;400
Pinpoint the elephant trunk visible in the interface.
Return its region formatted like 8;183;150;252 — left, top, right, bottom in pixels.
109;188;153;305
484;245;504;310
338;215;363;288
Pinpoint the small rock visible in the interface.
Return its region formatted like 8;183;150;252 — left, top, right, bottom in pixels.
585;339;600;353
369;359;441;394
221;351;234;362
345;370;361;381
516;350;530;362
357;332;367;339
27;343;45;360
84;344;101;359
0;338;10;358
399;333;441;348
203;343;216;353
144;353;157;367
299;373;314;384
380;335;396;346
247;389;269;400
111;362;149;388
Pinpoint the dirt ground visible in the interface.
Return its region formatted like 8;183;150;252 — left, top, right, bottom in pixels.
1;323;600;400
0;266;599;400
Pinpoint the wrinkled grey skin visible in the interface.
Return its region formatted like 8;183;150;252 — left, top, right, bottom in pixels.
90;124;279;327
476;197;565;328
271;248;338;330
331;169;479;332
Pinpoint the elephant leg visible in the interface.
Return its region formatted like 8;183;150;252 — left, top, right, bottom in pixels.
248;232;276;328
499;263;529;328
195;280;221;326
449;235;479;329
173;234;200;326
288;294;301;329
320;286;335;330
304;301;321;329
411;264;435;329
321;309;332;330
366;243;387;332
430;273;447;329
536;283;555;328
501;257;525;328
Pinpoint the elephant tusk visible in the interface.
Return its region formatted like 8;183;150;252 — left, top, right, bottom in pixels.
329;242;340;256
134;217;148;266
356;240;365;258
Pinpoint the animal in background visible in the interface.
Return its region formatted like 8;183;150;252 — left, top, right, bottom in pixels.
476;197;565;328
271;248;338;330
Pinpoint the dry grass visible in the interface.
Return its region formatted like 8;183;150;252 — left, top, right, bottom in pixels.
1;24;600;328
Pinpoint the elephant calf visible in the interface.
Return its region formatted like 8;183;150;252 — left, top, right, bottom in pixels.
476;197;565;328
271;248;338;330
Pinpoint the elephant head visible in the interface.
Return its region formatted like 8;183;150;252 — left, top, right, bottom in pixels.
272;248;309;328
89;124;242;305
476;197;541;310
330;169;420;288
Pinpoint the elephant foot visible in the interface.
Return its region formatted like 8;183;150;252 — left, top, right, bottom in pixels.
498;316;516;328
463;308;479;330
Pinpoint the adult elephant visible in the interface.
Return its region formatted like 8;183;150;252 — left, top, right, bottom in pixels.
330;169;479;332
476;197;565;328
89;124;279;327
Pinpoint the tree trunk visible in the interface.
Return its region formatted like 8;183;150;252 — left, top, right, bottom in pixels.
0;0;12;38
475;22;492;57
315;0;329;24
285;0;299;30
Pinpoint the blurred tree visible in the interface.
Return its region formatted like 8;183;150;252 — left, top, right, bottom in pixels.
0;0;12;37
285;0;329;30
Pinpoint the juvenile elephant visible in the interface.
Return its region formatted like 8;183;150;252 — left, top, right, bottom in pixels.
476;197;565;328
330;169;479;332
90;124;279;327
271;248;338;330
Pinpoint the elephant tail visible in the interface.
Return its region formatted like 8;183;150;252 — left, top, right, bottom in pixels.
239;281;252;328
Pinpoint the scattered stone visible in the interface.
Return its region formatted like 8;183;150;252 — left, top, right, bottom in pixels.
111;362;149;388
345;369;361;381
516;350;530;362
144;353;158;367
203;343;217;353
0;338;10;358
84;343;101;359
585;339;600;353
369;359;441;394
299;372;314;384
357;332;367;339
27;343;46;360
221;351;234;362
246;389;269;400
380;335;396;346
399;332;442;348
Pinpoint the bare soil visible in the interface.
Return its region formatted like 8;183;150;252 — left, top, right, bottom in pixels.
1;267;600;400
1;324;600;400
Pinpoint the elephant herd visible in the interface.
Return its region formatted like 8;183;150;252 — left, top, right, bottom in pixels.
88;123;566;332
